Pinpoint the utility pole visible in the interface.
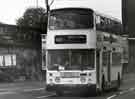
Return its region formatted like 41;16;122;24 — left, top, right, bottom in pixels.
45;0;50;33
36;0;38;8
45;0;50;15
122;0;128;33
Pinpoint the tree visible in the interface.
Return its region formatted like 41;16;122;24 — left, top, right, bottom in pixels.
16;7;47;34
16;7;48;80
16;7;48;48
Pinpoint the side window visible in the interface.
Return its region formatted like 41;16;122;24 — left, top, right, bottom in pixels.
102;52;109;66
112;21;122;34
96;15;101;30
96;16;108;32
100;17;106;31
42;49;46;67
112;52;121;66
95;15;122;34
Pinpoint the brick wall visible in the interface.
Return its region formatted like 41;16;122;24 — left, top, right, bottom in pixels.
0;46;42;81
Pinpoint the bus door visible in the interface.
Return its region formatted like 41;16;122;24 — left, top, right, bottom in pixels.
107;51;111;83
96;50;101;87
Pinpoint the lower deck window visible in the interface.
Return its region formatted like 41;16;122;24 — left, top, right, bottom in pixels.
112;52;121;66
47;49;95;70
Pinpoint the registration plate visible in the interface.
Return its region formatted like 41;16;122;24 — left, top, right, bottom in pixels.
60;72;79;78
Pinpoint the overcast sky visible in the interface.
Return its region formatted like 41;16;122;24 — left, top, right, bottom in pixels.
0;0;121;25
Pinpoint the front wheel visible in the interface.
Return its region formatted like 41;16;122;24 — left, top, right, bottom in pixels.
56;90;63;96
114;73;121;91
117;73;121;88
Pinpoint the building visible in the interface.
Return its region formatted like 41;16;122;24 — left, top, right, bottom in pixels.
0;23;42;81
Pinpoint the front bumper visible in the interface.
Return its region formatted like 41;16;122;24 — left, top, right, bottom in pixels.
46;84;96;92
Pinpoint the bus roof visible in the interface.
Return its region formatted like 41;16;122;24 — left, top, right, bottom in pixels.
50;7;93;13
95;11;121;23
50;0;121;23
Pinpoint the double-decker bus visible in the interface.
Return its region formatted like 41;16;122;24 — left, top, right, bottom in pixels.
44;6;128;95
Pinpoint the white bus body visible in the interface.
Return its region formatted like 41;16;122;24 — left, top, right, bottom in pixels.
44;5;128;95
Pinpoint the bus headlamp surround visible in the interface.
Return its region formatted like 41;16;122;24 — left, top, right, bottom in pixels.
80;77;86;83
49;78;53;82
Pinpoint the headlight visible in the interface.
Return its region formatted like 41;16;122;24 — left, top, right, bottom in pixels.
89;73;92;76
49;78;54;85
49;79;53;82
55;77;60;83
88;78;92;84
49;73;53;76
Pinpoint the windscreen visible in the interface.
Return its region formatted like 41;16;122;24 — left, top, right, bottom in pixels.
49;8;94;30
47;49;95;70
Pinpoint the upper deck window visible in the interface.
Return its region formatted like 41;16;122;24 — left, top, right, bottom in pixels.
96;15;122;34
49;8;93;30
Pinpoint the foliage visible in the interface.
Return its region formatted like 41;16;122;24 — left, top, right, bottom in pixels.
16;7;47;34
15;7;45;80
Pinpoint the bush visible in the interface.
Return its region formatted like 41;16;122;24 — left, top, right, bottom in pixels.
0;72;14;82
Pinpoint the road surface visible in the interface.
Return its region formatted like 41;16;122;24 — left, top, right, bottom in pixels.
0;87;119;99
0;73;135;99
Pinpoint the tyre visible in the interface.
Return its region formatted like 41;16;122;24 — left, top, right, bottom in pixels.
117;73;121;88
114;73;121;91
56;90;63;96
102;75;106;92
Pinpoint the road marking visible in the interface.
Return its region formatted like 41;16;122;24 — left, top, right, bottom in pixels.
119;91;126;95
36;94;56;98
107;87;135;99
23;88;45;92
107;94;117;99
0;87;45;93
0;88;20;92
119;90;129;95
129;88;135;91
0;91;17;95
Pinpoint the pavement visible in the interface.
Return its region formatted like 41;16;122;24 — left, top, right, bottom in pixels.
0;73;134;99
0;72;132;92
106;73;135;99
120;73;135;90
0;80;46;93
0;80;48;99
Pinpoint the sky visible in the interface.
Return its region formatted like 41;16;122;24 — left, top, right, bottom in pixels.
0;0;121;25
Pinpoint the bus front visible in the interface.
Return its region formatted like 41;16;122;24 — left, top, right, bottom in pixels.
46;8;97;95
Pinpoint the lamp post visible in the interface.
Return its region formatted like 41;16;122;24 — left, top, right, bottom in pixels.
45;0;50;34
36;0;38;8
45;0;50;14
